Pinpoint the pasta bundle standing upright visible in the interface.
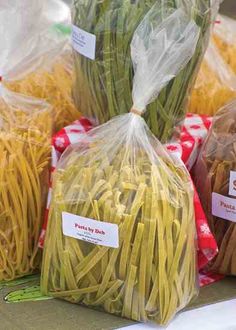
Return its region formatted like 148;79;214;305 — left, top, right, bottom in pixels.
72;0;215;142
195;101;236;275
0;1;52;280
41;7;199;325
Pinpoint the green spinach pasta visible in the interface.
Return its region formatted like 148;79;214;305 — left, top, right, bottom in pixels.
41;7;198;325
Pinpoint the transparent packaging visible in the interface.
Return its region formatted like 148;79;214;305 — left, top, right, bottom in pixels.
0;0;53;281
72;0;217;142
0;87;52;280
194;101;236;275
213;14;236;75
188;40;236;116
42;7;199;325
0;0;79;132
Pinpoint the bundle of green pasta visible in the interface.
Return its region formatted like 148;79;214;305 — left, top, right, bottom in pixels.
72;0;217;142
41;7;198;325
194;101;236;275
0;86;52;280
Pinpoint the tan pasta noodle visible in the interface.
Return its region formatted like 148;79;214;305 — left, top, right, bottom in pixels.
194;102;236;275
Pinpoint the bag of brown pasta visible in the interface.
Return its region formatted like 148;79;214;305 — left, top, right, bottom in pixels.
41;7;199;325
0;86;52;281
0;0;79;132
213;14;236;75
194;100;236;275
188;40;236;116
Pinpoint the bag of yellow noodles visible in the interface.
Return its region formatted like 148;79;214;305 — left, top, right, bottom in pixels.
41;7;199;325
194;101;236;275
188;40;236;116
213;14;236;75
0;85;52;281
0;0;79;132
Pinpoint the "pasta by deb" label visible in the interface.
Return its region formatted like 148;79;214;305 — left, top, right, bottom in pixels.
212;192;236;222
62;212;119;248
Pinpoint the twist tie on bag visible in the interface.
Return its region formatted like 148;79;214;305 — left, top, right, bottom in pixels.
130;108;142;116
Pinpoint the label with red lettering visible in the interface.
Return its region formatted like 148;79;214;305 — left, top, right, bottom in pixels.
212;192;236;222
62;212;119;248
229;171;236;197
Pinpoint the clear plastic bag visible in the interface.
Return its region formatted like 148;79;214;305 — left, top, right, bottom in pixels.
0;0;54;281
194;101;236;275
41;7;199;325
213;14;236;75
0;0;79;132
72;0;216;142
188;40;236;116
0;86;52;280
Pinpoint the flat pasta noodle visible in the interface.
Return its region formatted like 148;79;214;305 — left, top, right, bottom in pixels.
194;102;236;275
6;58;79;132
41;137;197;325
0;97;51;281
189;57;236;116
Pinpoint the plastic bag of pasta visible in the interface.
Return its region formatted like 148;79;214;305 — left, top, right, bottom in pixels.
213;14;236;75
0;85;52;281
194;101;236;275
0;0;53;281
188;41;236;116
41;7;199;325
0;0;79;132
72;0;217;142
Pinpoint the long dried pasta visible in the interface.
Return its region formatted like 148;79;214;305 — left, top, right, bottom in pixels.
6;56;79;132
41;7;198;325
189;42;236;116
41;132;197;325
194;101;236;275
0;91;51;281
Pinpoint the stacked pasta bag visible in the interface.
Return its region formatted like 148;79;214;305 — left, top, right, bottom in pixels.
2;0;79;132
0;89;51;280
195;101;236;275
41;6;199;325
0;0;53;280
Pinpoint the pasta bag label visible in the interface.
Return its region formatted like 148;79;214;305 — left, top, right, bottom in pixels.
62;212;119;248
212;192;236;222
229;171;236;197
72;25;96;60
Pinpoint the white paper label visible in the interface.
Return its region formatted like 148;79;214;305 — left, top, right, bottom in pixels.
212;192;236;222
229;171;236;197
62;212;119;248
72;25;96;60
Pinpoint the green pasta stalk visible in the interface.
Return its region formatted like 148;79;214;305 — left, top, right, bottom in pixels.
72;0;214;142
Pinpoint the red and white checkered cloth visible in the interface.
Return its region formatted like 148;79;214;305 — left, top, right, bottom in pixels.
39;113;220;287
